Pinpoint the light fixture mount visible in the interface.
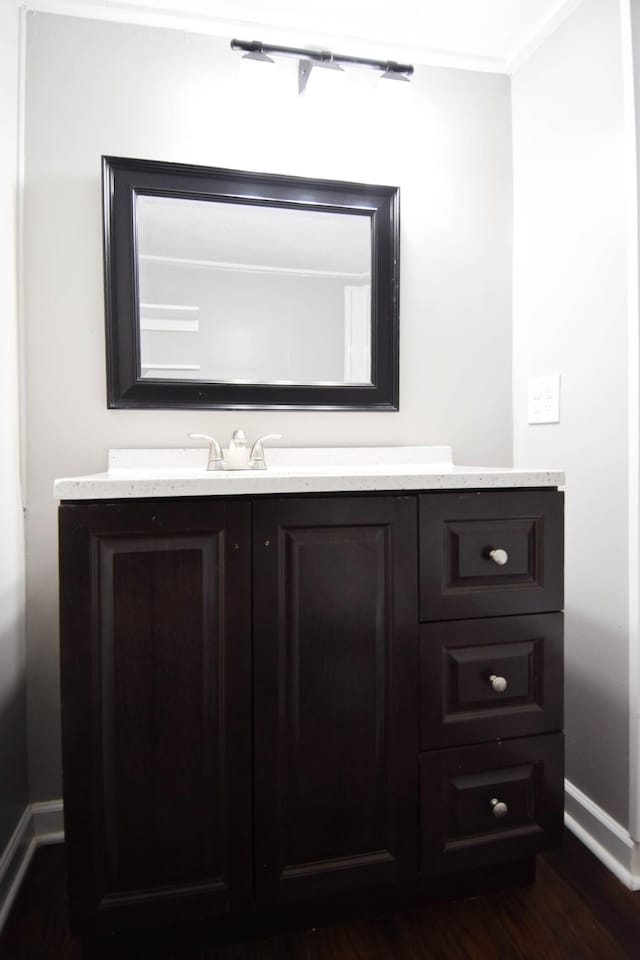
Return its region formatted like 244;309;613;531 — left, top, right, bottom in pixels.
231;38;413;93
298;55;344;95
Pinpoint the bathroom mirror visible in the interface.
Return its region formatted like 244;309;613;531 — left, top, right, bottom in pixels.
103;157;399;409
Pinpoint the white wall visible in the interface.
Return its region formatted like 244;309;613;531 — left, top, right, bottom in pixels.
513;0;630;825
629;0;640;847
23;13;513;801
0;0;28;850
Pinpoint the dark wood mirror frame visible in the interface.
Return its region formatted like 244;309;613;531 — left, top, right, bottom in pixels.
103;156;399;410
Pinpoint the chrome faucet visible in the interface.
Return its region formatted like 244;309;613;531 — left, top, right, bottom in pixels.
188;432;282;470
188;434;224;471
249;434;283;470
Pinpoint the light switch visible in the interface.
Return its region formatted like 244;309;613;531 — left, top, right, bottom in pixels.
528;375;560;424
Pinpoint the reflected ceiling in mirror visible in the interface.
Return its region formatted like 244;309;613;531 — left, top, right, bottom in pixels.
103;157;399;409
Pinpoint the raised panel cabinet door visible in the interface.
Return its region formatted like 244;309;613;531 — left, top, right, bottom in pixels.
59;498;252;934
253;496;418;906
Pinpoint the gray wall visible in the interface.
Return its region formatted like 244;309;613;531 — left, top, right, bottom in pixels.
512;0;630;825
23;13;513;801
0;0;28;851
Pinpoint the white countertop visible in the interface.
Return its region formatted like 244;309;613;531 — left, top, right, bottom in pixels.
54;446;564;500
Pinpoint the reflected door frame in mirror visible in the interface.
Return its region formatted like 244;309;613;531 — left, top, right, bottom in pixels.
103;156;399;410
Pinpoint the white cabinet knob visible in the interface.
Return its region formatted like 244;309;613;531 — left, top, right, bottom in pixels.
490;798;509;819
489;674;507;693
489;548;508;566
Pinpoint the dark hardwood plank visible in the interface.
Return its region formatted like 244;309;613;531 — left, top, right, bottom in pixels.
2;835;639;960
0;844;82;960
543;830;640;959
493;858;626;960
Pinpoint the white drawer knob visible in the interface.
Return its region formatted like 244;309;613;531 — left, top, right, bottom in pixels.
489;674;507;693
490;798;509;819
489;548;508;566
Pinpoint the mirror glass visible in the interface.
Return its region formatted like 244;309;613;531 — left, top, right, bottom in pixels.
136;195;372;385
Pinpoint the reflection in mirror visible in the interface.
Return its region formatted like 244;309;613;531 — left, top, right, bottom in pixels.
136;196;372;385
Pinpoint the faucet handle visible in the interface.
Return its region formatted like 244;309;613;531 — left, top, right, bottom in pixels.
188;433;225;471
249;434;283;470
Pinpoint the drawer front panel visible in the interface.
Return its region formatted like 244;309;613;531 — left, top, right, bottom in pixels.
419;491;563;621
420;614;563;748
420;734;564;876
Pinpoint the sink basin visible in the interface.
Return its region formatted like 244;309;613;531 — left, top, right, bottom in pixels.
106;444;455;475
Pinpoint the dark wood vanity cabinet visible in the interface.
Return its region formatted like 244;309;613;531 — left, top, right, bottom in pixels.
58;488;564;938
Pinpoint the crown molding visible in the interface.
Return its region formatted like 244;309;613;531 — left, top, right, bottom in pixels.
20;0;586;76
19;0;509;74
506;0;586;74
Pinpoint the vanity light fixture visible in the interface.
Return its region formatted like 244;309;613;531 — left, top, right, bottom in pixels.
230;38;413;94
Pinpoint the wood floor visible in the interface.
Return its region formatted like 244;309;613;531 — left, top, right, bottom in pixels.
1;833;639;959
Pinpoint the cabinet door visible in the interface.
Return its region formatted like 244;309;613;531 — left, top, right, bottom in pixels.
253;496;418;905
59;499;251;933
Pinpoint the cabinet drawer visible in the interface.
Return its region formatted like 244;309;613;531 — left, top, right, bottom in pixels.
419;491;563;621
420;733;563;876
420;614;563;748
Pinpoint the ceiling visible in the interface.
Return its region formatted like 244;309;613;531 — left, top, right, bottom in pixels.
24;0;584;73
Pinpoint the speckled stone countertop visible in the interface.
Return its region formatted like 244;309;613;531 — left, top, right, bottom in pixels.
54;446;564;500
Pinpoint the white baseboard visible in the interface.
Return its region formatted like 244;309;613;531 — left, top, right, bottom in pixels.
564;779;640;889
0;799;64;933
30;799;64;845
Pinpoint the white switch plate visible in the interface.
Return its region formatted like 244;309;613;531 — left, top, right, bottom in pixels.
528;375;560;424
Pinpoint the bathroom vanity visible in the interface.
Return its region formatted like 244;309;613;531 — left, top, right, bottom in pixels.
55;447;564;939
